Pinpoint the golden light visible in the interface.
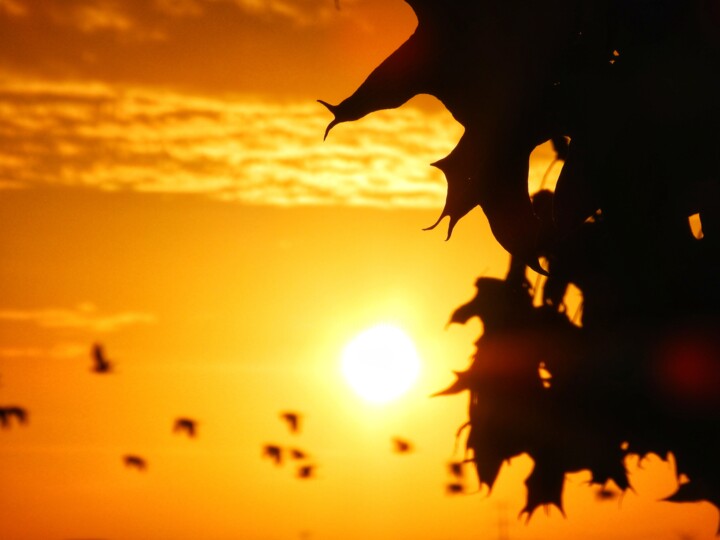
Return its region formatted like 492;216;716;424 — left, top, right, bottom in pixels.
340;324;421;403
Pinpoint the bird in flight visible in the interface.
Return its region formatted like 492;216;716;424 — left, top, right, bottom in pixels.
173;417;197;438
392;437;413;454
448;461;464;479
263;444;283;465
0;406;28;428
280;411;301;434
297;464;316;479
91;343;113;374
123;455;147;471
595;487;619;501
289;448;308;460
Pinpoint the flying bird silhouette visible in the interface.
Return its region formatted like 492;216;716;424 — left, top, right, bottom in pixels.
6;406;27;424
392;437;413;454
280;411;301;434
91;343;113;374
173;417;197;438
297;464;316;479
0;407;23;427
263;444;283;465
595;487;619;501
448;461;464;479
123;455;147;471
0;406;28;428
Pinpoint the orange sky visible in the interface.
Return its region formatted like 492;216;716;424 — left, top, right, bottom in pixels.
0;1;717;539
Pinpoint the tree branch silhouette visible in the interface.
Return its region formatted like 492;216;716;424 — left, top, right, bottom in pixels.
321;0;720;531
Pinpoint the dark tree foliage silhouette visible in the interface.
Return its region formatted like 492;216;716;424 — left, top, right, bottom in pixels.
321;0;720;530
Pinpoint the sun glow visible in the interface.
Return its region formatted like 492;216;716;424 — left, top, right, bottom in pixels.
340;324;421;403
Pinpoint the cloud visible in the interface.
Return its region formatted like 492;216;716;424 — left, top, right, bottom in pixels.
6;0;354;43
27;1;168;41
226;0;339;25
0;78;467;208
0;0;27;17
0;303;156;332
0;77;560;208
69;3;134;33
152;0;204;17
149;0;346;25
0;343;88;359
0;1;415;98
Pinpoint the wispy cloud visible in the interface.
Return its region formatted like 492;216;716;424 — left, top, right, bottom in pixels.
0;78;469;208
69;3;135;34
0;0;27;17
0;78;559;208
40;1;167;41
0;342;88;359
0;1;414;98
154;0;348;25
0;303;156;332
153;0;203;17
7;0;353;41
227;0;339;25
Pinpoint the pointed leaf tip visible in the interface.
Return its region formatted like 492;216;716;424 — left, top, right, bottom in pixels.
317;99;339;140
316;99;335;112
528;257;549;276
323;120;339;141
422;213;456;241
422;213;445;233
430;158;445;171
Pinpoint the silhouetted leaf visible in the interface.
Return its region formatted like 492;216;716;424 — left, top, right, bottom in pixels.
322;0;720;530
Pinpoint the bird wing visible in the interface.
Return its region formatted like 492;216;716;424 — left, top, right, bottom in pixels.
449;462;464;478
9;407;27;423
92;344;111;371
263;445;282;464
297;465;315;478
393;438;412;452
281;412;300;433
174;418;196;437
124;456;146;469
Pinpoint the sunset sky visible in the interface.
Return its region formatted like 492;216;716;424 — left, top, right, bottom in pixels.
0;1;717;539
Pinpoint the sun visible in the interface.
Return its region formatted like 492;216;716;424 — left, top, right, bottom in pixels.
340;324;421;404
